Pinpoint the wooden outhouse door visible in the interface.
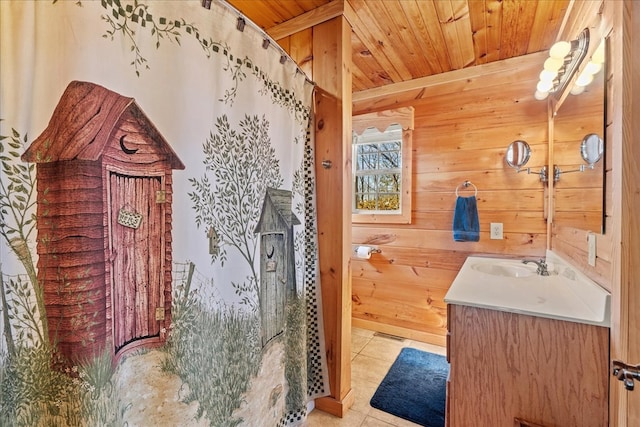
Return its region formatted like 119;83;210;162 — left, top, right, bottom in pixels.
109;172;164;352
260;232;285;346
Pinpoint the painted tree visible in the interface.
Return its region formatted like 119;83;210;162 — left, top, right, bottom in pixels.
0;127;48;350
189;114;282;309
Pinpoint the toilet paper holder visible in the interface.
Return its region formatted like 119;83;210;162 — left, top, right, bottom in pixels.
353;245;382;257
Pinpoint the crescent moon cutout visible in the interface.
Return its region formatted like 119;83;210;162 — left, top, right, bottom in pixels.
266;245;275;259
119;135;138;155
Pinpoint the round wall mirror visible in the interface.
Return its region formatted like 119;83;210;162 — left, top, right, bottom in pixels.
505;140;531;170
581;133;604;166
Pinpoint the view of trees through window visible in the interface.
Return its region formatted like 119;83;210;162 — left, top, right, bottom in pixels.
353;124;402;212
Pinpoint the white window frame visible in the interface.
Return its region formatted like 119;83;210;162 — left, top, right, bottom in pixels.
352;107;414;224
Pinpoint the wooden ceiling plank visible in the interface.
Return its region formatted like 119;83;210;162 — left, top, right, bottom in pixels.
468;0;488;65
228;0;290;29
373;0;436;78
399;0;444;75
484;0;504;63
527;0;570;53
266;0;345;40
351;33;385;90
516;1;541;56
498;0;544;59
499;0;525;59
448;0;476;68
416;0;453;72
432;0;474;70
432;0;464;69
346;0;413;82
230;0;570;93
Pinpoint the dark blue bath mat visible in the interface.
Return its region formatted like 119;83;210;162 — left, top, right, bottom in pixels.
370;347;449;427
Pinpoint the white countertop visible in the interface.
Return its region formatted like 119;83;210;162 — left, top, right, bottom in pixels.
444;252;611;327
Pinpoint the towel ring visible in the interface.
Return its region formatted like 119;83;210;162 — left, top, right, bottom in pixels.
455;180;478;197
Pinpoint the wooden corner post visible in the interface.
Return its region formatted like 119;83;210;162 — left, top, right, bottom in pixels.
312;15;354;417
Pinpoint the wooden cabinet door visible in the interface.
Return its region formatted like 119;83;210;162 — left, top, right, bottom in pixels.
448;305;609;427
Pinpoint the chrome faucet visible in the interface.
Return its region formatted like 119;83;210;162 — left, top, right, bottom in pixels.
522;258;549;276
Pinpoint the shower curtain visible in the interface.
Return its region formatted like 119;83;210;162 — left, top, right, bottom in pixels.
0;1;329;425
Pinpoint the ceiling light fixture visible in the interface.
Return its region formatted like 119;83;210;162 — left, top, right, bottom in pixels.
534;28;590;101
569;39;605;96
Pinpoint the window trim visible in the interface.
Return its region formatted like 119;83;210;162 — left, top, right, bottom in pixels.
352;107;414;224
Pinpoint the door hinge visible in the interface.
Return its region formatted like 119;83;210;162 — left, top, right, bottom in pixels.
155;307;165;320
156;190;166;203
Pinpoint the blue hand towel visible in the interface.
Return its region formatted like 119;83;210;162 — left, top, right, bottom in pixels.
453;195;479;242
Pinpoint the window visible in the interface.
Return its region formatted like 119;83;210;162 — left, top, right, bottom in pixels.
352;107;413;224
353;125;402;211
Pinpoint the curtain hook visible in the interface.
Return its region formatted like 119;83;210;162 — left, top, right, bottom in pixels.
236;17;245;32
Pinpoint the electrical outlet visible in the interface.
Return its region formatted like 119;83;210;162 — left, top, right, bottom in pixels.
588;232;597;266
490;222;503;240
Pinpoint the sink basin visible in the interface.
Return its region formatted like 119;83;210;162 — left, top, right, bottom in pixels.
471;262;536;278
444;253;611;328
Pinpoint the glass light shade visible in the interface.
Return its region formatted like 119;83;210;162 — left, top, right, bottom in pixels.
543;57;564;72
575;71;594;87
534;90;549;100
536;80;553;93
549;41;571;59
584;61;602;75
570;85;585;95
539;69;557;82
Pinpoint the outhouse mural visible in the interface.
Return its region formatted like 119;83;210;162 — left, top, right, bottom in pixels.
1;2;330;425
21;80;185;365
254;188;300;347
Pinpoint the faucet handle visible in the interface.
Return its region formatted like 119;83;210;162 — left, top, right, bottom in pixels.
522;258;549;276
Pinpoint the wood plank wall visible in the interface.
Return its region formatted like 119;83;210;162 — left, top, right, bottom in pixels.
351;54;549;345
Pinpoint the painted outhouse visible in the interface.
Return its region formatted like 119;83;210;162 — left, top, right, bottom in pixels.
21;80;185;365
254;188;300;347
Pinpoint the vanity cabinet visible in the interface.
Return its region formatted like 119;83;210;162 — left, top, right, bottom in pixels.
446;304;609;427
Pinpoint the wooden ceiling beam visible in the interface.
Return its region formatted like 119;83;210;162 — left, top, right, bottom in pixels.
266;0;345;40
352;50;548;112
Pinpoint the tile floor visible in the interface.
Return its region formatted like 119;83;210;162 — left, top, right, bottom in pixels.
306;327;447;427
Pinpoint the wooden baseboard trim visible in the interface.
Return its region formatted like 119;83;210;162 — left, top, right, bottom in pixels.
314;388;355;418
352;317;447;347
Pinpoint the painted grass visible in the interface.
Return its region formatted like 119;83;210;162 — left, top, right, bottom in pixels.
0;345;126;426
163;282;262;426
284;294;306;413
